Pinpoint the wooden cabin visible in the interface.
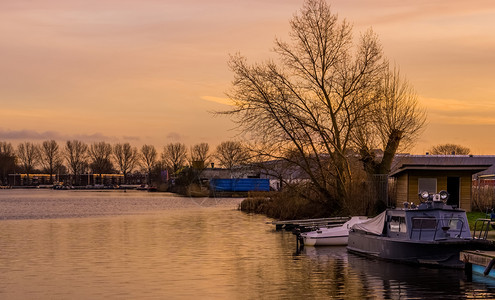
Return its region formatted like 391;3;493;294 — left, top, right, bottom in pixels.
389;155;494;211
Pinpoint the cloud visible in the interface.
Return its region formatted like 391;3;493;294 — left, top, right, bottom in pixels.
201;96;232;106
421;97;495;125
122;135;140;141
0;129;140;144
337;0;495;26
165;132;183;142
0;129;62;140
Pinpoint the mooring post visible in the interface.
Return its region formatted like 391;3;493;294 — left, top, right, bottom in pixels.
465;262;472;282
293;228;304;254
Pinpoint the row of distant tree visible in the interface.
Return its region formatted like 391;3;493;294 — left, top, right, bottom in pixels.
0;140;252;185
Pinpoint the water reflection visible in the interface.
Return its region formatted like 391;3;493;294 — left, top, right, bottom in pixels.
295;246;355;298
301;246;495;299
1;190;495;299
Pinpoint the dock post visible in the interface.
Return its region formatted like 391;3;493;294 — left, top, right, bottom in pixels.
465;262;472;281
293;228;304;254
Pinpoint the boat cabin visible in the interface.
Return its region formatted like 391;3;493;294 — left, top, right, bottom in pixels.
355;191;472;241
385;201;471;241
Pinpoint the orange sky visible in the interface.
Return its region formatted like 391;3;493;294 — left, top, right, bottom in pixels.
1;0;494;154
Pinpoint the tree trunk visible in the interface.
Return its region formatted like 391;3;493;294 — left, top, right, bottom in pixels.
376;129;403;175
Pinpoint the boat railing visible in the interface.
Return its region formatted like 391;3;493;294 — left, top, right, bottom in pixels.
410;217;465;241
472;218;492;240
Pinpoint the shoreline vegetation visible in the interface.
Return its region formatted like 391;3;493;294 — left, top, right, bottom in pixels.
239;191;335;221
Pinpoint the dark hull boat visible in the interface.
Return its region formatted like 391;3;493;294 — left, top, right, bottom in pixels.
348;232;484;268
347;191;495;268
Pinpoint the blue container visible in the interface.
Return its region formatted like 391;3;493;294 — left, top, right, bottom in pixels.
210;178;270;192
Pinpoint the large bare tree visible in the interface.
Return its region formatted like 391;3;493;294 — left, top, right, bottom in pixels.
214;141;250;170
225;0;384;213
16;142;39;185
39;140;61;184
65;140;88;185
162;143;188;176
113;143;138;184
141;144;158;185
224;0;425;214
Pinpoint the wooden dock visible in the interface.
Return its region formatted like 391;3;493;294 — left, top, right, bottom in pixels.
461;250;495;279
269;216;350;231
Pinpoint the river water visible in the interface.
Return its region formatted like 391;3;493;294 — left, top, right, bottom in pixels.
0;189;494;299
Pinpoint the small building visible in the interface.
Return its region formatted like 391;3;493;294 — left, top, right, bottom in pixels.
389;155;495;211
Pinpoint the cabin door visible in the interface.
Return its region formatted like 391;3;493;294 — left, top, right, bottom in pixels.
447;177;460;207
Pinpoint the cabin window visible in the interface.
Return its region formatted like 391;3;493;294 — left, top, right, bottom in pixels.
418;178;437;194
389;216;407;233
412;217;437;229
444;217;463;230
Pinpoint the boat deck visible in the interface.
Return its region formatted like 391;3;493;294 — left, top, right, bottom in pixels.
269;217;349;231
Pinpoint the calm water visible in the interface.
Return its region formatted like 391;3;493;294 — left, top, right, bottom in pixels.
1;190;495;299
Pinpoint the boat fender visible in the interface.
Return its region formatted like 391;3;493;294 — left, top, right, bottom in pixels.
484;258;495;276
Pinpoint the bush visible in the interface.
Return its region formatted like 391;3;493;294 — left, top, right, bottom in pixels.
239;196;271;214
240;190;332;220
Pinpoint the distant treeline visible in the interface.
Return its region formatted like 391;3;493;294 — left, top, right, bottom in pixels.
0;140;251;186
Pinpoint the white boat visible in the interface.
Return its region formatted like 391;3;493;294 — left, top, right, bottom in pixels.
300;216;368;246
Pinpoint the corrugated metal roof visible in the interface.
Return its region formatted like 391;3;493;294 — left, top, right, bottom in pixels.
389;155;495;177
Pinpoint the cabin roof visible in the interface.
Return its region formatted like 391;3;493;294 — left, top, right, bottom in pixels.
389;155;495;177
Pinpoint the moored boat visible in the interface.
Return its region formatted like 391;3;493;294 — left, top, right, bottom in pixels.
347;191;495;268
301;216;368;246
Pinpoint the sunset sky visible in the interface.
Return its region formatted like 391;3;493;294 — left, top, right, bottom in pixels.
1;0;494;154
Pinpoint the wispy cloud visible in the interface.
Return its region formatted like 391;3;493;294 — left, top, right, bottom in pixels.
337;0;495;25
165;132;184;142
0;129;140;143
0;129;61;140
201;96;232;106
421;97;495;125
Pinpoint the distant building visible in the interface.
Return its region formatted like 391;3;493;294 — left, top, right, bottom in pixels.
7;173;145;187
